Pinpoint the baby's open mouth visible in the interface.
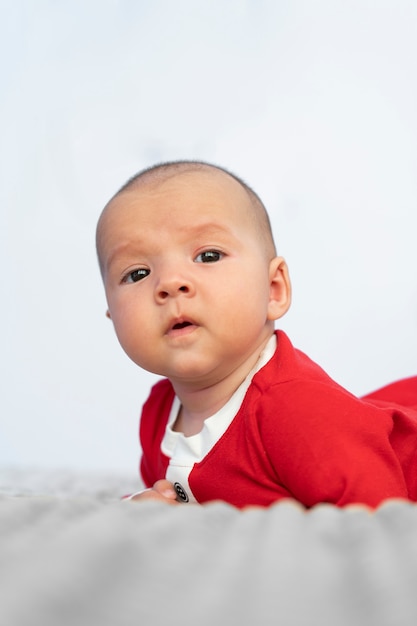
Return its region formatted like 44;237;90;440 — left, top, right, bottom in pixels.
172;321;193;330
166;317;198;336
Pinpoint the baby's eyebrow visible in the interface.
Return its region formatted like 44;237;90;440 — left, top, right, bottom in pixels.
185;222;233;238
104;241;144;272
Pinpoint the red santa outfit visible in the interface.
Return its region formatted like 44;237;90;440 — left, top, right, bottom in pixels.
139;330;417;509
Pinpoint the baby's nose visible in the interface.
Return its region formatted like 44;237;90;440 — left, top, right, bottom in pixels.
155;277;194;301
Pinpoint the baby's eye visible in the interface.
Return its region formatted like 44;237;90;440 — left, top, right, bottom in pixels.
123;268;150;283
194;250;223;263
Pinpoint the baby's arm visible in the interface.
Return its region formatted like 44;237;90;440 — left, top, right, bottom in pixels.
126;479;179;504
262;381;410;508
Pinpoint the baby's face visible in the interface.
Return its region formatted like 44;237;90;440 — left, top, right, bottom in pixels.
98;169;281;388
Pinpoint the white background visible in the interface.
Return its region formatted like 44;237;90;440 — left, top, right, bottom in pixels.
1;0;416;473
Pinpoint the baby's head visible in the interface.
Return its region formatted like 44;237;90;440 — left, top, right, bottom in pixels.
96;161;291;386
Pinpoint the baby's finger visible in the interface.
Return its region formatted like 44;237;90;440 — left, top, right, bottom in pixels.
152;479;178;500
125;485;178;505
124;488;153;501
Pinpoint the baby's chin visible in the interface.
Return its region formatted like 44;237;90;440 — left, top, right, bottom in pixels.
156;361;226;390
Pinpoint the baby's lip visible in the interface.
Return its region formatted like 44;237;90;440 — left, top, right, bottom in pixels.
166;317;198;335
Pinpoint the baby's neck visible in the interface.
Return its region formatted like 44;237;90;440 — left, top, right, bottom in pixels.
171;333;275;437
172;390;233;437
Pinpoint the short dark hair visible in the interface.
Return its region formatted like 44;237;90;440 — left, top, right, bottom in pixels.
116;160;265;213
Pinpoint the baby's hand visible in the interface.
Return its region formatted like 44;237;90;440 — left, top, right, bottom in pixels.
126;480;179;504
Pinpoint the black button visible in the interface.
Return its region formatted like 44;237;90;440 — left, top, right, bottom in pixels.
174;482;189;502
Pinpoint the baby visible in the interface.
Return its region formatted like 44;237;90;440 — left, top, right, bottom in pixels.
96;160;417;509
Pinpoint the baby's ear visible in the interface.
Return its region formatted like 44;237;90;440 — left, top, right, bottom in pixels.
267;257;291;321
105;310;112;319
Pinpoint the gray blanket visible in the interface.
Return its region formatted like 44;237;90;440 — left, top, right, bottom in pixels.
1;467;417;626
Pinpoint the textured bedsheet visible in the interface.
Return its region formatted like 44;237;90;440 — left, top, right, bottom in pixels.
2;467;417;626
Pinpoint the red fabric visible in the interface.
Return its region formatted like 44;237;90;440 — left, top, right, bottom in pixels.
362;377;417;408
139;331;417;509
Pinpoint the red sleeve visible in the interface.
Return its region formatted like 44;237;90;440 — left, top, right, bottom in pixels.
139;379;173;487
259;380;410;508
